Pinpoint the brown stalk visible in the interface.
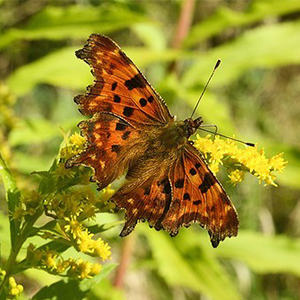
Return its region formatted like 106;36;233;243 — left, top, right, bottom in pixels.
113;234;135;288
169;0;196;72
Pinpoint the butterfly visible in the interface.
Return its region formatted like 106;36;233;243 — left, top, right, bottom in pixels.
66;34;238;248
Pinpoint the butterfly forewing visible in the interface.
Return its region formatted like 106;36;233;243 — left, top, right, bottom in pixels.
74;34;173;125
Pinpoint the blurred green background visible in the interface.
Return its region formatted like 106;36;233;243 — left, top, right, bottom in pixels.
1;0;300;299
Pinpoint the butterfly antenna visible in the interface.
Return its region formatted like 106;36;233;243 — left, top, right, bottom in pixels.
199;127;255;147
190;59;221;119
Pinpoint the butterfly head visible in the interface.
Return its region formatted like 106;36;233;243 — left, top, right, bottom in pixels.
184;117;203;137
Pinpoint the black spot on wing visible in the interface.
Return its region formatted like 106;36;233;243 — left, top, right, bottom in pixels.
123;107;134;117
175;179;184;189
144;186;151;195
148;96;154;103
111;144;121;154
116;123;127;131
189;168;197;176
114;95;121;103
112;82;118;91
139;98;147;107
198;174;215;193
193;200;202;205
122;131;131;140
195;162;201;169
183;193;190;200
125;74;146;90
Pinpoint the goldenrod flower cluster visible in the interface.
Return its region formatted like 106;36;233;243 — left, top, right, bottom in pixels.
8;277;23;298
26;244;103;280
36;133;113;277
12;190;42;221
0;270;23;299
194;134;287;186
7;133;113;285
60;132;86;161
63;217;111;260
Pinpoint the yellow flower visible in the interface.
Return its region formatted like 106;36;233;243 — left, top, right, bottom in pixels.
43;251;57;269
269;153;287;171
228;169;244;185
69;133;86;150
11;205;25;220
100;185;115;202
60;145;75;160
8;277;17;289
90;263;102;275
64;217;83;239
53;162;73;179
93;238;111;261
56;259;70;273
60;133;86;161
77;260;92;279
77;230;94;253
8;277;23;297
194;134;287;186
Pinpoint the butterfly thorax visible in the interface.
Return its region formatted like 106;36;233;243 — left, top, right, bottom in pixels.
154;117;203;150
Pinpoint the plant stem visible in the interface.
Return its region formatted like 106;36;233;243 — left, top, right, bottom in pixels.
169;0;196;72
172;0;196;49
0;207;43;299
0;153;43;297
113;234;135;289
0;152;21;246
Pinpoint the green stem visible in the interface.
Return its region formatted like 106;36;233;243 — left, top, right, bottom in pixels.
0;208;43;299
0;152;21;247
0;152;17;192
0;152;44;298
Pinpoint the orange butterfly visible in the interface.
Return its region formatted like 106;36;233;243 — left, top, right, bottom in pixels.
66;34;238;247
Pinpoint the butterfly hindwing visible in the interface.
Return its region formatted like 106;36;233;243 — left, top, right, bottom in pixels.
161;144;239;247
74;34;173;125
110;174;172;236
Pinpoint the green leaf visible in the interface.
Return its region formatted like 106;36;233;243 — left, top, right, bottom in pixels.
185;0;300;47
7;45;193;96
141;226;241;300
132;23;167;50
182;21;300;89
87;278;125;300
79;264;117;292
0;5;149;49
30;278;86;300
211;231;300;277
88;221;125;234
0;211;11;260
9;119;62;146
7;46;91;96
30;264;116;300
